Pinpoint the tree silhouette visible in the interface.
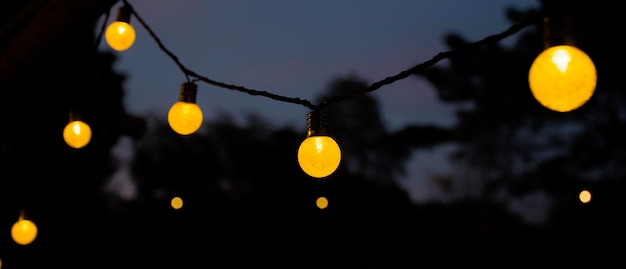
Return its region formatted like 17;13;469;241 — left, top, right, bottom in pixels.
121;71;487;266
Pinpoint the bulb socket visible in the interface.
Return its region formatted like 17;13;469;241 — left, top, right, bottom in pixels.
541;14;573;48
178;82;198;103
116;5;132;24
68;110;82;122
306;110;329;137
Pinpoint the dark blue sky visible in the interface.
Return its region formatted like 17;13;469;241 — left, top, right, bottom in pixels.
100;0;540;205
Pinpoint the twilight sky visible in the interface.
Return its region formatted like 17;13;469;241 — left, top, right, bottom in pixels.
100;0;540;205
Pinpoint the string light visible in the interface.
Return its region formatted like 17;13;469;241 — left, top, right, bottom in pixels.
11;210;38;245
105;4;136;51
168;82;203;135
528;15;596;112
297;110;341;178
63;111;92;149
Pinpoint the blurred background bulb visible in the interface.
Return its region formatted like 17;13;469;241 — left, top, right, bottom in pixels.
168;82;203;135
316;196;329;209
105;5;135;51
528;44;596;112
63;115;91;149
579;189;592;204
171;196;183;209
11;213;38;245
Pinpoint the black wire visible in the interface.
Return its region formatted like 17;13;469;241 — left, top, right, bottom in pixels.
120;0;540;112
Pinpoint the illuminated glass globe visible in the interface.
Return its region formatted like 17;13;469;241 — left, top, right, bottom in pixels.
11;218;38;245
168;101;203;135
528;45;597;112
105;21;136;51
63;120;92;149
298;135;341;178
105;5;135;51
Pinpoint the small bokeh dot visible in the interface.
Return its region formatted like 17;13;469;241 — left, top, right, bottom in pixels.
316;196;329;209
171;196;183;209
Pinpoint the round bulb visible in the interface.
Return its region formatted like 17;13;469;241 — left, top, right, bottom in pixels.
168;101;203;135
105;21;136;51
297;136;341;178
528;45;597;112
171;196;183;209
11;219;38;245
63;120;92;149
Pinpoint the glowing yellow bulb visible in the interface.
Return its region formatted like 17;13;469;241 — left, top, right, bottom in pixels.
168;101;203;135
579;189;591;204
528;45;597;112
298;136;341;178
316;196;329;209
105;21;136;51
63;120;92;149
171;196;183;209
11;218;38;245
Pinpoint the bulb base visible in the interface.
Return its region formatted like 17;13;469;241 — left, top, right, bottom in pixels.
306;110;329;137
68;110;83;122
542;15;574;48
178;82;198;103
116;5;132;23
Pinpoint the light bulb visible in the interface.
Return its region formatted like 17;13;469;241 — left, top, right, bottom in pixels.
63;115;92;149
11;215;37;245
528;45;597;112
297;111;341;178
168;82;203;135
105;5;136;51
